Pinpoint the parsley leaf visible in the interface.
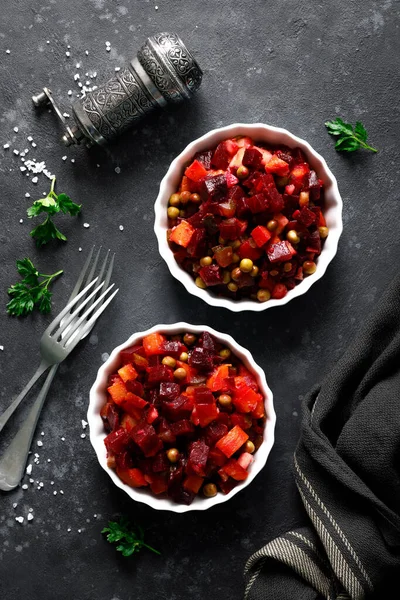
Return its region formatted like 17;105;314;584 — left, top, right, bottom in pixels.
102;517;160;558
6;258;63;317
325;117;378;153
27;177;82;246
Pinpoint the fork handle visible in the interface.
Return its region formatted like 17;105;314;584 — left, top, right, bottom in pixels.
0;364;58;491
0;360;51;434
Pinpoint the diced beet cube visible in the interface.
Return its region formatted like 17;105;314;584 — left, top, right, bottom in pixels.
198;264;222;287
193;386;215;405
125;379;144;397
131;423;163;457
152;451;170;473
187;228;207;258
188;347;214;371
101;402;120;432
275;149;294;168
306;228;322;254
212;140;239;170
170;419;195;436
119;344;146;365
162;395;192;422
235;195;251;217
200;331;216;353
247;193;269;214
219;217;241;240
203;174;228;200
159;341;187;358
271;283;288;299
156;417;176;444
231;413;252;430
242;147;263;169
208;447;228;467
104;428;131;455
115;451;134;470
193;403;220;427
226;171;239;188
159;382;181;401
298;206;317;227
194;149;213;169
188;440;210;476
168;463;184;499
218;478;238;495
267;241;296;263
172;488;196;505
204;421;228;446
147;365;174;385
252;173;275;193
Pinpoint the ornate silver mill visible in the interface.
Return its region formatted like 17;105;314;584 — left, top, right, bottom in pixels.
32;32;203;147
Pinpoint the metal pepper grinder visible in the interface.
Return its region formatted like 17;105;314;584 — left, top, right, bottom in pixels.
32;32;203;147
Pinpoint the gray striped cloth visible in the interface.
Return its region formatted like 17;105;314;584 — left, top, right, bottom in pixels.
245;275;400;600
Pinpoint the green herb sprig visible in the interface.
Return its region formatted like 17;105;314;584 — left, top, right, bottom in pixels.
7;258;63;316
102;517;160;558
325;118;378;153
27;177;81;247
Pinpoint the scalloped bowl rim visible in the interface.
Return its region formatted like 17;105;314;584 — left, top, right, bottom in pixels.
154;123;343;312
88;322;276;513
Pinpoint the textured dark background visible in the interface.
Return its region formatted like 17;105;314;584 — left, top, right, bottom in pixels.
0;1;399;599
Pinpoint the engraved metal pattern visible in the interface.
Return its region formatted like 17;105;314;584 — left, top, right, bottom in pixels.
152;32;202;94
79;67;157;141
137;43;183;104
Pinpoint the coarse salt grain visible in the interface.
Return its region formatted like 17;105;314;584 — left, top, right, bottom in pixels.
3;143;9;149
25;192;30;198
62;156;67;161
13;149;19;156
27;136;33;141
29;478;34;483
32;176;38;183
74;74;80;81
0;345;4;351
53;491;57;495
115;166;121;174
80;433;86;439
60;490;64;495
68;90;72;96
27;513;34;521
61;437;65;441
79;247;82;252
67;527;71;532
85;50;89;55
22;484;28;490
81;419;88;429
63;112;70;118
26;464;32;475
76;62;81;68
6;49;10;54
37;440;43;447
19;219;23;223
83;223;90;228
51;481;54;485
66;51;70;57
13;503;17;509
15;517;24;524
14;127;19;133
20;166;26;172
31;142;37;148
71;158;75;163
115;67;120;72
119;225;124;231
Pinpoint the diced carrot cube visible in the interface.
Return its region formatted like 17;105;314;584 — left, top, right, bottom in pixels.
118;363;138;383
206;364;230;392
179;175;191;192
144;473;168;495
185;159;208;182
223;458;249;481
116;467;148;488
251;225;272;248
193;403;219;427
252;397;265;419
273;213;289;235
169;220;195;248
108;380;129;404
216;425;249;458
233;386;259;413
143;332;166;356
183;475;204;494
265;155;290;176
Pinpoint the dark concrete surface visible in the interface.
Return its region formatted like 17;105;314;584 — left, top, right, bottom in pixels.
0;1;399;599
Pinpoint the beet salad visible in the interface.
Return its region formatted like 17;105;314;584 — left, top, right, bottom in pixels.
101;330;267;505
166;136;329;302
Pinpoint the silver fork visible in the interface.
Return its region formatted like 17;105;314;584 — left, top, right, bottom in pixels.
0;247;117;491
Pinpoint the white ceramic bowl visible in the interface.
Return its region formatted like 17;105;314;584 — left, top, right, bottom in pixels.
88;322;275;513
154;123;343;312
